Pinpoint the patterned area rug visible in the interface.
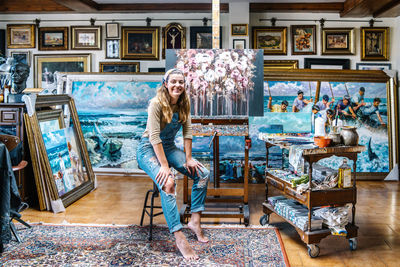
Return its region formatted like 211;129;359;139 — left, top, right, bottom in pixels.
1;224;289;266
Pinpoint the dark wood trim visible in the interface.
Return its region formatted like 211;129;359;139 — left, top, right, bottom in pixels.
250;2;344;13
341;0;370;17
53;0;99;12
373;0;400;17
98;3;229;13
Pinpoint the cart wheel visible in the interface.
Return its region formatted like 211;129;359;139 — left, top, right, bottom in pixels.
259;214;269;226
243;205;250;226
349;238;357;251
307;244;320;258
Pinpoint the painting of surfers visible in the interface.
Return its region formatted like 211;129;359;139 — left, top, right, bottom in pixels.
64;127;87;186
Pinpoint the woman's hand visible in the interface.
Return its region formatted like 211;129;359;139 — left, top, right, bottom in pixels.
185;158;204;177
155;165;171;186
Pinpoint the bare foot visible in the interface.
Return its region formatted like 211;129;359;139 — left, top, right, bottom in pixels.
188;220;209;243
174;231;199;260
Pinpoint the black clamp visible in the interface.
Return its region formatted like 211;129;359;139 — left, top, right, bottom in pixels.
369;19;375;27
319;18;325;28
202;17;208;26
90;18;96;26
35;18;41;27
271;17;277;27
146;17;152;27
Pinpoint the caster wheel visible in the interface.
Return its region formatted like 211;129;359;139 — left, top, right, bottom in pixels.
349;238;357;251
307;244;320;258
259;214;269;226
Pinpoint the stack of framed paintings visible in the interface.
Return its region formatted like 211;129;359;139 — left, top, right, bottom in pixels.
24;94;95;211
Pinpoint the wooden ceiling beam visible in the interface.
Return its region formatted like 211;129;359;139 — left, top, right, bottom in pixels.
97;3;229;13
250;3;344;13
373;0;400;17
53;0;99;12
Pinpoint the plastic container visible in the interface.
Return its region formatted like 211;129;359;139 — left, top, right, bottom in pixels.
314;136;332;148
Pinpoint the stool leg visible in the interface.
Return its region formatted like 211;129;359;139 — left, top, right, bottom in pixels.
149;190;157;241
140;190;151;226
10;221;22;243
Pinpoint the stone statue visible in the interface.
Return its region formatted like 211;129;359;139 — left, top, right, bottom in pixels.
11;62;30;94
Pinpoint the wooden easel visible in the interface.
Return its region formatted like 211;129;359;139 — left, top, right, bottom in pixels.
179;118;250;225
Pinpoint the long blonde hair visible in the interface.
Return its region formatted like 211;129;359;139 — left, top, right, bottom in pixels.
154;69;190;124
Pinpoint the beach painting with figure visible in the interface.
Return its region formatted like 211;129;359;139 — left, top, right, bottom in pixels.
166;49;264;117
64;74;162;172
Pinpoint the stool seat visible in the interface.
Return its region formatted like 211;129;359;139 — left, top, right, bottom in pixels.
140;181;163;241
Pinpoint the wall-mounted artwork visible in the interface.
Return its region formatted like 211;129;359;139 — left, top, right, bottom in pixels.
321;28;355;55
7;24;36;49
252;27;287;55
190;26;222;49
361;27;389;61
60;73;163;172
162;23;186;58
39;27;68;51
166;49;264;117
291;25;316;55
71;26;102;50
121;26;160;60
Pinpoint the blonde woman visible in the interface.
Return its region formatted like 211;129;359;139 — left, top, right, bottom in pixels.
136;68;210;260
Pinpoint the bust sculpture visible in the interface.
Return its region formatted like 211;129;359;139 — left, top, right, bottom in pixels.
11;62;30;94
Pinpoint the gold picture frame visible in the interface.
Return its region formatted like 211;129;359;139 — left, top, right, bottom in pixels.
7;24;36;49
24;94;95;208
231;24;248;36
162;23;186;59
121;26;160;60
264;60;299;72
361;27;389;61
71;26;102;50
99;61;140;73
321;28;355;55
252;27;287;55
39;27;68;51
291;25;316;55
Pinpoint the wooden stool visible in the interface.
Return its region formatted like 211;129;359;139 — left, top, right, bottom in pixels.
140;182;163;241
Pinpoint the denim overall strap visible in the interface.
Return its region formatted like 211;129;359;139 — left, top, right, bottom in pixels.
159;113;181;146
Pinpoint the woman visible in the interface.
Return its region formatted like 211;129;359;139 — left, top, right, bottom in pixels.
136;68;210;260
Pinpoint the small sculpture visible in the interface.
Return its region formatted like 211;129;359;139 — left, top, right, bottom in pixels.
11;62;30;94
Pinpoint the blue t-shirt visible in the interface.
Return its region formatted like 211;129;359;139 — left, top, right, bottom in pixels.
362;104;379;116
293;98;306;111
351;92;364;104
316;100;327;110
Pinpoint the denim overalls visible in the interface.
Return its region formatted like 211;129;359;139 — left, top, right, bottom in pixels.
136;113;210;234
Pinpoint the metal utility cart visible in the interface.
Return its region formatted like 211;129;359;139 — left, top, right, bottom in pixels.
260;143;365;258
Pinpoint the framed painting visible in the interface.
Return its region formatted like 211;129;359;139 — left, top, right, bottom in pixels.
252;27;287;55
121;26;160;60
99;62;140;72
33;53;91;95
71;26;102;50
10;51;30;66
7;24;36;49
321;28;355;55
162;23;186;59
361;27;389;61
189;26;222;49
356;63;391;70
105;39;120;59
264;60;299;72
291;25;316;55
304;58;350;70
106;22;119;38
231;24;248;36
25;94;95;208
233;39;246;49
39;27;68;51
55;73;162;173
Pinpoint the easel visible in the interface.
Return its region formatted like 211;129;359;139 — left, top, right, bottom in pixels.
180;118;250;225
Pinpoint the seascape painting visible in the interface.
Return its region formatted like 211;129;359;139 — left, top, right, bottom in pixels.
65;74;162;171
166;49;264;117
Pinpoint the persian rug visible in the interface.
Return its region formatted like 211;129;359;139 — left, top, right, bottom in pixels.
1;224;289;266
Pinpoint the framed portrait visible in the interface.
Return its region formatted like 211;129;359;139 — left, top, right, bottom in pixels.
233;39;246;49
71;26;102;50
7;24;36;49
24;95;95;208
39;27;68;51
321;28;355;55
33;54;91;94
190;26;222;49
10;51;30;66
231;24;248;36
291;25;316;55
99;61;140;73
304;58;350;69
121;26;160;60
361;27;389;61
105;39;120;59
252;27;287;55
264;60;299;72
356;62;392;70
106;22;119;39
162;23;186;59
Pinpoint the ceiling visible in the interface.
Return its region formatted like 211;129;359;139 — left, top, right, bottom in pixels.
0;0;399;18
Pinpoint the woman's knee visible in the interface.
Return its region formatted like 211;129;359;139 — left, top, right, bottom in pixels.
162;177;175;194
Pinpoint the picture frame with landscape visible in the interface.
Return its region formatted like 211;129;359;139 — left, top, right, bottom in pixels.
7;24;36;49
361;27;389;61
231;24;248;36
321;28;355;55
121;26;160;60
99;62;140;73
39;27;68;51
252;27;287;55
71;26;102;50
291;25;316;55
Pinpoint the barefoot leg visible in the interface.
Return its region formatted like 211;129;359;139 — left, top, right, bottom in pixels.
188;212;209;243
174;230;199;260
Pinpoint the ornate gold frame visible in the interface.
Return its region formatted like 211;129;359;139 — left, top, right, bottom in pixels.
361;27;389;61
71;26;102;50
252;27;287;55
7;24;36;49
162;23;186;59
321;27;355;55
264;60;298;72
99;61;140;73
39;27;68;51
231;24;248;36
121;26;160;60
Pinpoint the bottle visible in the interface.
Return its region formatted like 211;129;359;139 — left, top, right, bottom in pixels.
3;84;9;103
0;87;3;103
338;159;352;188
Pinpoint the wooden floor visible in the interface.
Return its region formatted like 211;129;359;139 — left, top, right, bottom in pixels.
21;176;399;267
